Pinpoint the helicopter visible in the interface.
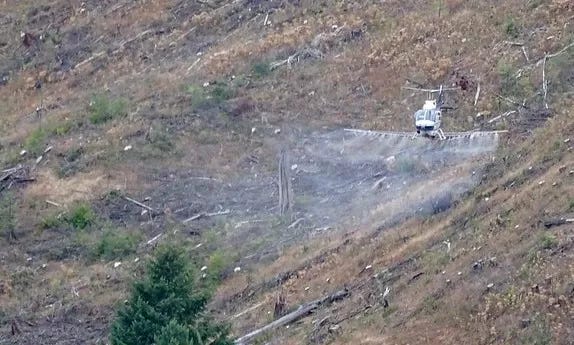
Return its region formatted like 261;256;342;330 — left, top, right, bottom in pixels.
344;84;507;141
406;84;457;140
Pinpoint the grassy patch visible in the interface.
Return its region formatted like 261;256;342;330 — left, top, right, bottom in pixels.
88;95;128;125
48;119;75;136
520;316;552;345
422;295;440;314
539;233;558;250
57;146;85;177
0;192;16;241
421;249;450;274
24;127;47;156
504;16;520;38
146;126;175;153
65;203;96;230
93;229;140;260
251;61;271;78
187;82;236;111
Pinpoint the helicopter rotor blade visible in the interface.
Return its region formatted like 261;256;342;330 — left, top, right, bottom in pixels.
401;86;459;93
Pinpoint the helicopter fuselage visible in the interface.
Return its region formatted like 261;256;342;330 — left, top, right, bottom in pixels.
414;100;443;138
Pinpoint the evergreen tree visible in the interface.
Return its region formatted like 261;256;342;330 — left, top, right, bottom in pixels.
110;245;231;345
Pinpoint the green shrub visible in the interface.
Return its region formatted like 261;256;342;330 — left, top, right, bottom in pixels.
207;250;230;282
0;193;16;241
25;127;47;156
187;85;210;109
89;95;128;125
504;17;520;38
147;128;175;153
252;61;271;78
109;244;231;345
41;213;63;230
539;233;558;249
57;146;85;177
64;203;96;230
50;120;74;136
94;230;139;260
520;316;551;345
210;84;234;104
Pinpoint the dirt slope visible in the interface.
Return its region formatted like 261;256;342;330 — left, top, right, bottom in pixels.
0;1;573;344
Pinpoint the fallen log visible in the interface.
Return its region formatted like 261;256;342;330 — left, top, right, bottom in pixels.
123;196;154;212
182;209;230;223
234;288;350;344
543;217;574;228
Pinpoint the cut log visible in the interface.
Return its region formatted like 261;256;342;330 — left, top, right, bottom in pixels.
234;288;350;344
543;217;574;228
123;196;154;212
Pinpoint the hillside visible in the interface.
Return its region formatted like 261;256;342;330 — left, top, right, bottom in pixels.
1;0;573;344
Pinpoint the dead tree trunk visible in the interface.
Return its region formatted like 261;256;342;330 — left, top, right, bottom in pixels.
274;290;287;318
278;148;292;216
235;288;350;344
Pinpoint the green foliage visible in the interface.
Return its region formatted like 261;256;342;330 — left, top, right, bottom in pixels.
57;146;85;178
64;203;96;230
41;213;63;230
147;127;175;153
94;230;140;260
187;82;235;111
520;316;552;345
25;127;47;156
210;84;234;104
539;233;558;250
154;320;194;345
504;17;520;38
422;295;439;313
421;249;450;274
49;120;74;136
251;61;271;78
0;193;16;241
110;244;231;345
89;95;128;125
187;85;210;110
497;61;534;98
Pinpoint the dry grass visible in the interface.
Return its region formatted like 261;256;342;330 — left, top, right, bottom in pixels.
0;0;573;343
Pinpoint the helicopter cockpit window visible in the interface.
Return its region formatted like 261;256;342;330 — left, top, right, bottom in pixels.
415;110;435;121
415;110;425;121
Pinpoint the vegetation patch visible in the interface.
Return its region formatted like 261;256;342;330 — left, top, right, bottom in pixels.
0;193;16;241
539;233;558;250
93;229;140;261
109;244;231;345
24;127;47;156
89;95;128;125
57;146;86;177
251;61;271;78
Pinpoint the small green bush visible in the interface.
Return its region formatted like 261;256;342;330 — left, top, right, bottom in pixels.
0;193;16;241
24;127;47;156
504;17;520;38
210;84;234;104
252;61;271;78
89;95;128;125
41;213;63;230
64;203;96;230
540;233;558;250
147;128;175;153
94;230;139;260
57;146;85;177
187;85;210;109
49;120;74;136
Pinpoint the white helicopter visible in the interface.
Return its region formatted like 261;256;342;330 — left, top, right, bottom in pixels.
345;84;506;141
407;85;455;140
